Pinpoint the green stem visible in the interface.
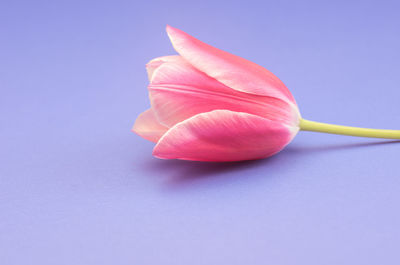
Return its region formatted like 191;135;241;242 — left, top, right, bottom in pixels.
300;119;400;139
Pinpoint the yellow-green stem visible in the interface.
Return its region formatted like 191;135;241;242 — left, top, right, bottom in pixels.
300;119;400;139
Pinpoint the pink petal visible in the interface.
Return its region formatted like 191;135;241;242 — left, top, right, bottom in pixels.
153;110;298;162
146;55;182;81
149;56;298;128
132;109;168;143
166;25;296;105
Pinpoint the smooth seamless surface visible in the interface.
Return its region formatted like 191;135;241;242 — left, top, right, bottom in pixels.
1;0;400;264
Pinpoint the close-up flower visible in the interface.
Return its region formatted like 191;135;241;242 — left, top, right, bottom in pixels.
133;26;400;162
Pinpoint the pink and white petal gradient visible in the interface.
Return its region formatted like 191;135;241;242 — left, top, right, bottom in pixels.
132;109;168;143
148;55;298;128
146;55;182;82
132;26;301;161
166;25;296;104
153;110;298;162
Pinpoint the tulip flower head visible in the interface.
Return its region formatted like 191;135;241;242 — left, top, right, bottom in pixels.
133;26;400;162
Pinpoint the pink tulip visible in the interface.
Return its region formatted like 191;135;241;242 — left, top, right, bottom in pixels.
133;26;400;162
133;25;301;161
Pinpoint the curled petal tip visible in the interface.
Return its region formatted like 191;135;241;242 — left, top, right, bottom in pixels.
165;26;297;104
166;25;178;37
132;109;168;143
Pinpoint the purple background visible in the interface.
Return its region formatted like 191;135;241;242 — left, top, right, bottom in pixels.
1;0;400;264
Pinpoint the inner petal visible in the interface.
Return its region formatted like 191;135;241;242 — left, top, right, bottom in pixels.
149;59;297;128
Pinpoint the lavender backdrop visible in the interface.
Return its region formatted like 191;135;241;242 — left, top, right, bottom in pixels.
1;0;400;264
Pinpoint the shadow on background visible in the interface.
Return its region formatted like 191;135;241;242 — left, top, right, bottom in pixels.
140;149;297;189
286;139;400;154
138;139;400;188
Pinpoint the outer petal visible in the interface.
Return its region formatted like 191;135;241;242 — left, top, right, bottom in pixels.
166;25;296;104
153;110;298;162
132;109;168;143
146;55;182;81
149;56;298;128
